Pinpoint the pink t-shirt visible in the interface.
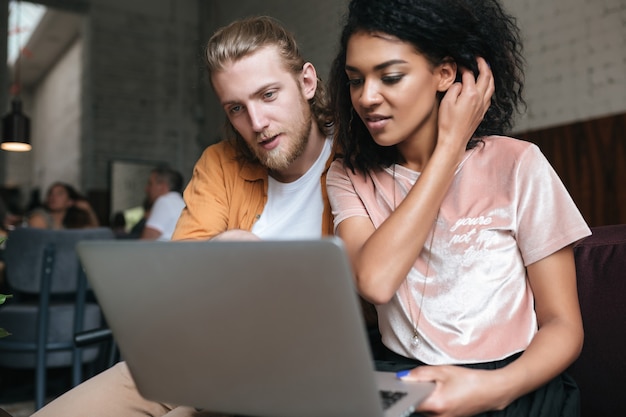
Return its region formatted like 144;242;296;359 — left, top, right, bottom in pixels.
327;136;591;365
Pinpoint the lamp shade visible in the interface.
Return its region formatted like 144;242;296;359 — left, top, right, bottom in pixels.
2;99;31;152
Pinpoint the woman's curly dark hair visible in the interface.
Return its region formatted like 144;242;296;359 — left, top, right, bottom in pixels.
329;0;526;172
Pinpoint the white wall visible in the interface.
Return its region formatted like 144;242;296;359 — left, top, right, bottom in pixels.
31;37;83;195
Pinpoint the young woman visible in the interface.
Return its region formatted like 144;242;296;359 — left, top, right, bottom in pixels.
27;182;100;229
326;0;590;415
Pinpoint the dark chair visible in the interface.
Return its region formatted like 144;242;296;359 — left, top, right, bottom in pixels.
568;224;626;417
74;326;119;368
0;227;115;410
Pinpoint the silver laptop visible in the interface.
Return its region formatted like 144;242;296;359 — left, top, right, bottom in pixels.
77;238;434;417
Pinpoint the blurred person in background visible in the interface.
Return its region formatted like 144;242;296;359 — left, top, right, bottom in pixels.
26;182;100;230
140;166;185;241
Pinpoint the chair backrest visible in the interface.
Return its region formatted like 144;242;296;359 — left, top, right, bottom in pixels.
569;224;626;417
4;227;115;294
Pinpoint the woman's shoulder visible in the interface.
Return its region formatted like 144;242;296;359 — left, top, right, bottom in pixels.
481;135;537;151
328;158;370;182
327;158;390;198
477;135;543;162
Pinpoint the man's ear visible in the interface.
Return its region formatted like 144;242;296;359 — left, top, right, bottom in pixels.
436;58;458;92
300;62;318;100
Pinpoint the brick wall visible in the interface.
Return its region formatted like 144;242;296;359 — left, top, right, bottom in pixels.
503;0;626;132
83;0;202;192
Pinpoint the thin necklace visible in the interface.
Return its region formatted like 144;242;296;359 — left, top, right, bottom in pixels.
392;164;437;346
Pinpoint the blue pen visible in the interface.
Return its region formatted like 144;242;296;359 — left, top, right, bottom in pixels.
396;369;411;378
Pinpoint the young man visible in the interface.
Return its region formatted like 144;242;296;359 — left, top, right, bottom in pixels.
172;16;335;242
32;16;490;417
140;166;185;241
32;16;335;417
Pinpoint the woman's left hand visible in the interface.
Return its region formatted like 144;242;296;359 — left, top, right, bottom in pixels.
400;365;510;417
436;57;494;158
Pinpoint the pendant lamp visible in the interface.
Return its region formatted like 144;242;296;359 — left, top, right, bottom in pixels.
2;99;31;151
2;0;32;152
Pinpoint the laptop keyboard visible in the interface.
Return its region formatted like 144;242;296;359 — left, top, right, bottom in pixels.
380;389;408;410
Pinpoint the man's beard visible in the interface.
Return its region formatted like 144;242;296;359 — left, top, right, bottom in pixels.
248;100;313;171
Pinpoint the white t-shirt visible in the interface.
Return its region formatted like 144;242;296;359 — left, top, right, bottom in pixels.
252;138;332;240
145;191;186;241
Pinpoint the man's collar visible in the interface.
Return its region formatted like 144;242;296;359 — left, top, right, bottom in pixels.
239;159;269;182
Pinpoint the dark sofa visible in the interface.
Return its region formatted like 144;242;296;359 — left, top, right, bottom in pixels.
568;224;626;417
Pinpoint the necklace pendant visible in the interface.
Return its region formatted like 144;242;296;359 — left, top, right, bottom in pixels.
411;333;420;345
